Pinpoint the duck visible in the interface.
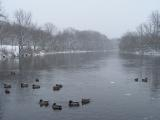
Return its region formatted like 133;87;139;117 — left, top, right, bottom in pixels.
81;98;90;105
5;89;10;94
134;78;138;82
35;78;39;82
142;77;148;82
21;83;29;88
68;100;80;107
39;99;49;107
4;84;11;89
32;84;40;89
52;103;62;110
53;84;63;91
53;86;60;91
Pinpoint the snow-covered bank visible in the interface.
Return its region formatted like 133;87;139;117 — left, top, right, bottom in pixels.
33;50;112;56
0;45;19;60
34;50;97;56
0;45;19;54
0;45;111;60
120;50;160;56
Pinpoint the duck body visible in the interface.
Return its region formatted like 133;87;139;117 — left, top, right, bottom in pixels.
39;99;49;107
32;84;40;89
4;84;11;89
21;83;29;88
68;100;80;107
5;89;10;94
81;98;90;105
52;103;62;110
134;78;138;82
142;77;148;82
35;78;39;82
53;86;60;91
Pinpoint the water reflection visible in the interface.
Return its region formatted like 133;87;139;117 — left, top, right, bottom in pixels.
18;52;109;70
120;53;160;97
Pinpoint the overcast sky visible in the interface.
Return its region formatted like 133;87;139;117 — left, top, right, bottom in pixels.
2;0;160;38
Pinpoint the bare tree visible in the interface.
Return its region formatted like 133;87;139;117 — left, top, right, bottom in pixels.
14;9;32;57
0;1;7;22
14;9;32;27
43;23;57;51
150;11;160;50
44;22;57;35
0;22;10;47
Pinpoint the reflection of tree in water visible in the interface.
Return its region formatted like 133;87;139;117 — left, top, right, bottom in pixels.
150;57;160;93
120;54;160;97
19;52;109;71
0;90;5;120
0;52;109;80
137;56;160;96
0;59;18;79
0;101;3;120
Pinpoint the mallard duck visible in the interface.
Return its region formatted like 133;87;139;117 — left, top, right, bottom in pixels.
21;83;29;88
5;89;10;94
35;78;39;82
81;98;90;105
52;103;62;110
53;86;60;91
142;77;148;82
32;84;40;89
68;100;80;107
4;84;11;89
39;99;49;107
134;78;138;82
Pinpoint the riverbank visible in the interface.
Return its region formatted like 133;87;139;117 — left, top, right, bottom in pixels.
0;45;111;60
120;50;160;56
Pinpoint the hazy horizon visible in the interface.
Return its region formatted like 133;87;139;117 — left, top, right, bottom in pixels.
3;0;160;38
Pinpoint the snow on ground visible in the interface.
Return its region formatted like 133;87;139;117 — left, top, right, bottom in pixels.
33;50;99;57
0;45;105;60
0;45;19;55
135;50;160;56
0;45;19;60
121;50;160;56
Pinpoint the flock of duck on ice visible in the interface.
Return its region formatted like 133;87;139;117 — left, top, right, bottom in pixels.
3;71;90;110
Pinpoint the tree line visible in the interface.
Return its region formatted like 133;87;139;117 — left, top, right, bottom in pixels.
119;11;160;54
0;3;111;57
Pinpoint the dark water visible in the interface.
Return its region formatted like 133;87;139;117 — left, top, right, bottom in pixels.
0;52;160;120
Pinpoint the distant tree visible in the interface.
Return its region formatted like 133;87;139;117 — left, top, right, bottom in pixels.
0;1;8;52
43;23;57;51
14;9;32;57
44;22;57;35
0;22;10;47
119;32;139;52
150;11;160;50
30;25;41;51
0;1;7;22
119;10;160;53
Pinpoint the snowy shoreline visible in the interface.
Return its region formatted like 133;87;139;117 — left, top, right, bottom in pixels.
0;45;111;60
119;50;160;56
